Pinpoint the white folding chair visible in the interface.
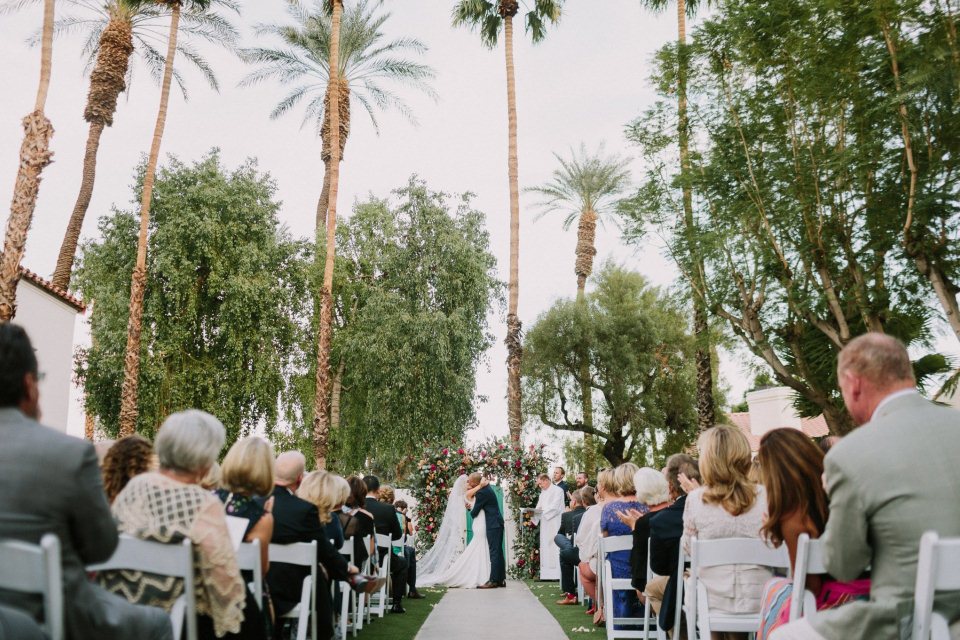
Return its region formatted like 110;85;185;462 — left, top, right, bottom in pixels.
88;535;196;640
685;537;789;640
360;535;375;625
0;534;63;640
235;540;263;610
913;531;960;640
639;538;668;640
335;539;363;638
600;534;648;639
368;533;392;619
270;540;318;640
788;534;825;622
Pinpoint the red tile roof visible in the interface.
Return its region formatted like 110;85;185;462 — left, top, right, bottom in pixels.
18;266;86;312
729;411;830;451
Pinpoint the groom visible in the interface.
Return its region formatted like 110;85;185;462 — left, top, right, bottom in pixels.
467;473;506;589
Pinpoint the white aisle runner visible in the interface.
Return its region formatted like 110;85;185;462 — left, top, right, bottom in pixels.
414;580;567;640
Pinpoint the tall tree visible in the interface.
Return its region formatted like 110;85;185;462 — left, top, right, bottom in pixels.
452;0;563;443
527;143;630;474
0;0;55;321
637;0;715;432
76;151;310;442
117;0;211;436
42;0;239;289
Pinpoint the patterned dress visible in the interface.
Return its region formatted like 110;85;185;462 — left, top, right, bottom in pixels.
601;500;649;622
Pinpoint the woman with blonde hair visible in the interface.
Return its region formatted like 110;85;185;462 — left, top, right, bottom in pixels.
216;436;275;576
297;470;350;548
599;462;645;625
684;424;770;640
577;469;612;615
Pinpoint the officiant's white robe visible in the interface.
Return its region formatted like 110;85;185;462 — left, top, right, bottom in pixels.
532;483;565;580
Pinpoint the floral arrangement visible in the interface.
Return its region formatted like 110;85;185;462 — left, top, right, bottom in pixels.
409;436;550;579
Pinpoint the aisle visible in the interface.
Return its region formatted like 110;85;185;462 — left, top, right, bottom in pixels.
414;580;567;640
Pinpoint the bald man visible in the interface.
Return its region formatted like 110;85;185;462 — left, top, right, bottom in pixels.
772;333;960;640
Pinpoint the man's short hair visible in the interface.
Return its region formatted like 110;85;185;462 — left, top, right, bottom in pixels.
838;333;915;387
537;473;551;483
275;451;306;485
579;485;597;506
555;466;565;476
363;474;380;493
664;453;700;497
468;472;483;485
0;324;37;406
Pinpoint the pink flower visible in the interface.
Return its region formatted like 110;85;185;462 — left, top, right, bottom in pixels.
515;460;522;469
457;448;465;455
430;464;436;471
442;448;449;456
498;444;505;450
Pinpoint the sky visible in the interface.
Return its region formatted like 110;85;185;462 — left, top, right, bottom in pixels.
0;0;755;442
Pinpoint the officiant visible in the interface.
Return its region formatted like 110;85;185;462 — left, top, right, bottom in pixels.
530;473;565;580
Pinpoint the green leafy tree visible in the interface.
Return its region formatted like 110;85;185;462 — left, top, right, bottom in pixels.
527;142;630;475
308;179;502;473
453;0;563;443
523;264;699;467
75;151;311;442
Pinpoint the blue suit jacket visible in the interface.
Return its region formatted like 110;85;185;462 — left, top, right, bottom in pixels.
470;485;504;530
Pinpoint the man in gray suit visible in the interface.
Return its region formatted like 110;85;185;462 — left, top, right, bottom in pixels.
772;333;960;639
0;324;172;640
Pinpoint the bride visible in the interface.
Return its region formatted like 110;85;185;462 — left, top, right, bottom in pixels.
417;474;491;588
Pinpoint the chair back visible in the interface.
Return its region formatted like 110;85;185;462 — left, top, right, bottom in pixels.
235;540;263;608
88;535;196;640
269;541;318;640
789;533;826;621
0;534;63;640
913;532;960;640
601;534;634;556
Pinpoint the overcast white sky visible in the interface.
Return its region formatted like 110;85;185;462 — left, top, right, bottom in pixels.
0;0;757;442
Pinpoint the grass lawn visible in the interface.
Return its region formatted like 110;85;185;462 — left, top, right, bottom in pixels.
524;579;600;639
351;587;447;640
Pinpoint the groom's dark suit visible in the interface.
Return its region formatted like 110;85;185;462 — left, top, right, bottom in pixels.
470;485;505;585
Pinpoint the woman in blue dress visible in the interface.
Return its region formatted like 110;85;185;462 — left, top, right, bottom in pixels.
600;463;647;626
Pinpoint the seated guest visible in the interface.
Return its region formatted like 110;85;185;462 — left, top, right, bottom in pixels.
394;500;424;599
756;428;869;639
771;334;960;640
684;424;770;640
363;475;409;613
0;602;46;640
616;468;671;604
600;463;645;625
269;453;382;640
647;454;699;637
555;487;592;605
578;469;613;616
295;470;347;549
216;436;276;576
102;435;157;504
338;476;376;568
0;324;172;640
104;410;261;640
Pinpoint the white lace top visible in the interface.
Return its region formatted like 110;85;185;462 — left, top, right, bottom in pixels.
682;485;772;614
101;472;246;637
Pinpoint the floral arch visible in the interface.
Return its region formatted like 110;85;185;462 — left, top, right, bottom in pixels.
409;437;551;578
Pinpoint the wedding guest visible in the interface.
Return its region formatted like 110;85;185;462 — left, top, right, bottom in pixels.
553;466;569;504
270;455;383;640
104;410;262;640
771;334;960;640
0;324;172;640
616;468;671;602
756;428;868;639
600;463;644;625
296;471;347;549
555;489;589;605
394;500;423;599
338;476;375;568
684;425;769;640
647;454;699;637
577;469;613;615
364;475;409;614
102;435;156;504
216;436;276;575
200;462;221;491
575;471;590;490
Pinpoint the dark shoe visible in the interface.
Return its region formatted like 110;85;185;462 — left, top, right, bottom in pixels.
390;604;406;614
407;590;425;599
477;582;498;589
498;581;507;588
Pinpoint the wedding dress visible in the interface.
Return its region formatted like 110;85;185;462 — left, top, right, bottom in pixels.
417;475;491;588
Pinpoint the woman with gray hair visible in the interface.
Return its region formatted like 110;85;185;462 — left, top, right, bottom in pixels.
617;467;672;604
100;410;266;640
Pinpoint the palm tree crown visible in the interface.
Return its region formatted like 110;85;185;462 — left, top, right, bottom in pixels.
452;0;562;48
240;0;436;136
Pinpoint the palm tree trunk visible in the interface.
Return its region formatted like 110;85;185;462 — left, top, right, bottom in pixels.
117;2;181;436
331;358;345;431
313;0;344;469
575;208;597;475
677;0;714;431
503;12;524;443
0;0;55;321
52;16;134;290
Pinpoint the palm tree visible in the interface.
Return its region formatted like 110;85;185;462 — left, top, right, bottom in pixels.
242;0;434;466
44;0;238;290
453;0;563;443
528;143;630;474
640;0;715;431
117;0;214;436
0;0;55;322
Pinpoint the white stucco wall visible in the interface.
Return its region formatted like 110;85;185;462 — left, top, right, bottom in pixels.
746;386;802;437
14;279;80;432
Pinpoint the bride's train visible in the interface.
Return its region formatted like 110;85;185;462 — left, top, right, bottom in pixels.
417;475;491;588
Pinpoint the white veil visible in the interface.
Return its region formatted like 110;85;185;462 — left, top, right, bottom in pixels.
416;474;468;586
